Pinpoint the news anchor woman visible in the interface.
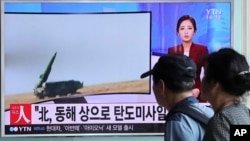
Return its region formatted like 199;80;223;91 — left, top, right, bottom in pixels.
168;15;208;102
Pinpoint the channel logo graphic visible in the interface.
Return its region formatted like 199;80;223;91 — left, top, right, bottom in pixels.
9;126;32;133
10;104;32;125
205;8;222;20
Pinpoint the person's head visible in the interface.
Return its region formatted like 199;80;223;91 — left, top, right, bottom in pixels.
201;48;250;102
176;15;197;43
140;54;197;108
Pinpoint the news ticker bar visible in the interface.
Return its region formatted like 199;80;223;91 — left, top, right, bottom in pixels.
5;124;250;137
5;123;165;135
230;125;250;141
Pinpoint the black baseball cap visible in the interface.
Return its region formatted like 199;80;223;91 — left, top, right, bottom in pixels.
140;54;197;82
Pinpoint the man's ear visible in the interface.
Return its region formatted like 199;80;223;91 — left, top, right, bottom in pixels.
192;88;200;98
192;80;200;97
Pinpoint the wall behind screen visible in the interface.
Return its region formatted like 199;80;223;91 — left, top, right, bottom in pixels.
1;0;250;140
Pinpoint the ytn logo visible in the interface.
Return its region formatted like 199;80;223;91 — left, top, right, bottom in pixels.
10;104;32;125
206;8;222;20
9;126;32;132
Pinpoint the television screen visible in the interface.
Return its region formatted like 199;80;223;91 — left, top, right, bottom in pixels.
1;0;232;137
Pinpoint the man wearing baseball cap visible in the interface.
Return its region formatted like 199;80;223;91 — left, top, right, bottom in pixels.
140;54;213;141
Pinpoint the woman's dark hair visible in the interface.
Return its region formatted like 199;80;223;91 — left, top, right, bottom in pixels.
204;48;250;96
176;15;197;32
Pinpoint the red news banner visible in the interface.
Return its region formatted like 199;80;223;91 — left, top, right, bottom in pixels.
6;103;167;135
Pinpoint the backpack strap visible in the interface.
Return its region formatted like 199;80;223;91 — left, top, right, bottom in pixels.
173;104;211;126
